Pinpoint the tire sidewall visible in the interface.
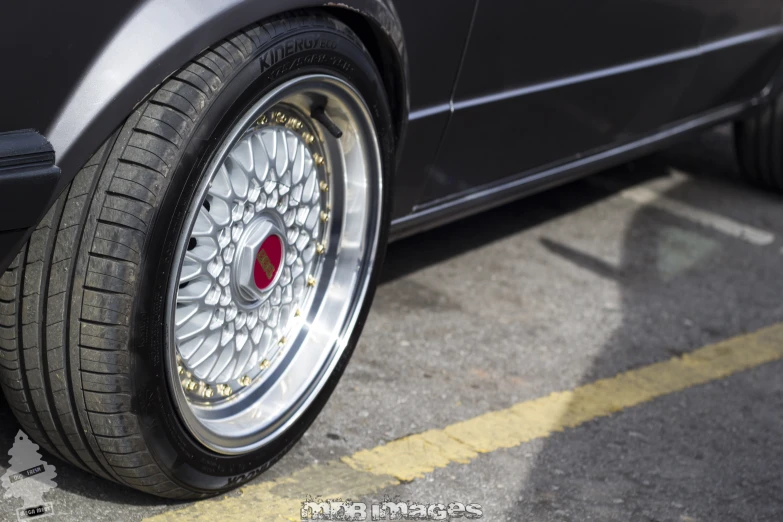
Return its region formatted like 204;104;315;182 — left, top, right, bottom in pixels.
132;23;393;494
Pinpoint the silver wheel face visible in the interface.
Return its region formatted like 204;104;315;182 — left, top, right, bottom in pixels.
165;75;382;454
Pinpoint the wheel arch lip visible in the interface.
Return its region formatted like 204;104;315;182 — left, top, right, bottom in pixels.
46;0;408;195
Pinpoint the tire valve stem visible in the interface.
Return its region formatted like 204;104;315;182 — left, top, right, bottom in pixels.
311;107;343;139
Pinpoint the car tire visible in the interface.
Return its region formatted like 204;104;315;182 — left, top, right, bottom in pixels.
0;12;392;498
734;91;783;190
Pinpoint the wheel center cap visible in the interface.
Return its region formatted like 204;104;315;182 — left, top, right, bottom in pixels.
253;234;283;290
235;218;286;303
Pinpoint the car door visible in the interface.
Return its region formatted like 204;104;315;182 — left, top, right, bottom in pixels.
417;0;706;205
389;0;476;220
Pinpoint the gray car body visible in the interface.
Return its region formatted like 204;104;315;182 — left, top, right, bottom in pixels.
1;0;783;274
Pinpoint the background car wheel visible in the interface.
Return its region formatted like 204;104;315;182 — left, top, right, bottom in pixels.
0;12;392;498
734;91;783;190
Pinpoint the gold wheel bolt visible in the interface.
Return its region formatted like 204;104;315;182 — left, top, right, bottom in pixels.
177;365;185;375
303;132;315;144
313;153;325;166
257;114;268;125
278;336;287;346
315;242;326;255
202;386;214;399
259;359;271;370
319;211;329;223
219;384;232;397
239;375;251;387
307;275;316;287
274;112;287;124
184;379;197;391
294;308;301;317
319;180;329;192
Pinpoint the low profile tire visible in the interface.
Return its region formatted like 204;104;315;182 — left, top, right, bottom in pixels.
0;13;392;498
735;91;783;190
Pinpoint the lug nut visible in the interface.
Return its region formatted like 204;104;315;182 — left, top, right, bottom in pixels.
313;153;325;166
319;211;329;223
319;181;329;192
259;359;271;370
239;375;251;387
202;386;214;399
316;242;326;255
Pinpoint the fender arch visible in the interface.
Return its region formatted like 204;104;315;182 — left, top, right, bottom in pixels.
46;0;407;192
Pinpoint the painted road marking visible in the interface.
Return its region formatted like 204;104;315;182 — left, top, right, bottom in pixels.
589;177;775;246
146;323;783;521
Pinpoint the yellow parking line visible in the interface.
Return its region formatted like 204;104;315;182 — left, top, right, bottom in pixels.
146;322;783;522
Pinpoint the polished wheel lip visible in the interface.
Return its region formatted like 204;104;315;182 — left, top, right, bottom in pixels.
165;74;383;455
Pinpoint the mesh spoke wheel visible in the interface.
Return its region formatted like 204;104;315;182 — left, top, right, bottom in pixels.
166;75;383;454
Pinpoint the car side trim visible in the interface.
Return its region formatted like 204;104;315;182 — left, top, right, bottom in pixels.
452;25;783;112
0;130;60;233
390;99;758;241
407;26;783;127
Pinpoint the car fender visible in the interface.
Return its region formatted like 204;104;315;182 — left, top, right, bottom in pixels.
46;0;407;193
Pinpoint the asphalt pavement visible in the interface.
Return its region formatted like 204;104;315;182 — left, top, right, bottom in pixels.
2;126;783;521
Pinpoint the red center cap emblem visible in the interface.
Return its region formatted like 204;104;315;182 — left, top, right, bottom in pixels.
254;234;283;290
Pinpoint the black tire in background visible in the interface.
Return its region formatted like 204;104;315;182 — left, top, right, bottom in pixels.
735;91;783;190
0;12;393;498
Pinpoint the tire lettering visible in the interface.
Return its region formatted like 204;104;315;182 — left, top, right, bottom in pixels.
260;36;338;72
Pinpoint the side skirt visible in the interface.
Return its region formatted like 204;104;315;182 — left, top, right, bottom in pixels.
390;99;759;241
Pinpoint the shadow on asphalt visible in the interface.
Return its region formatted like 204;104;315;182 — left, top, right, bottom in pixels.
382;124;783;520
512;127;783;521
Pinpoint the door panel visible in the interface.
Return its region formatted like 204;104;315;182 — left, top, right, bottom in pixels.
417;0;706;205
390;0;476;219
